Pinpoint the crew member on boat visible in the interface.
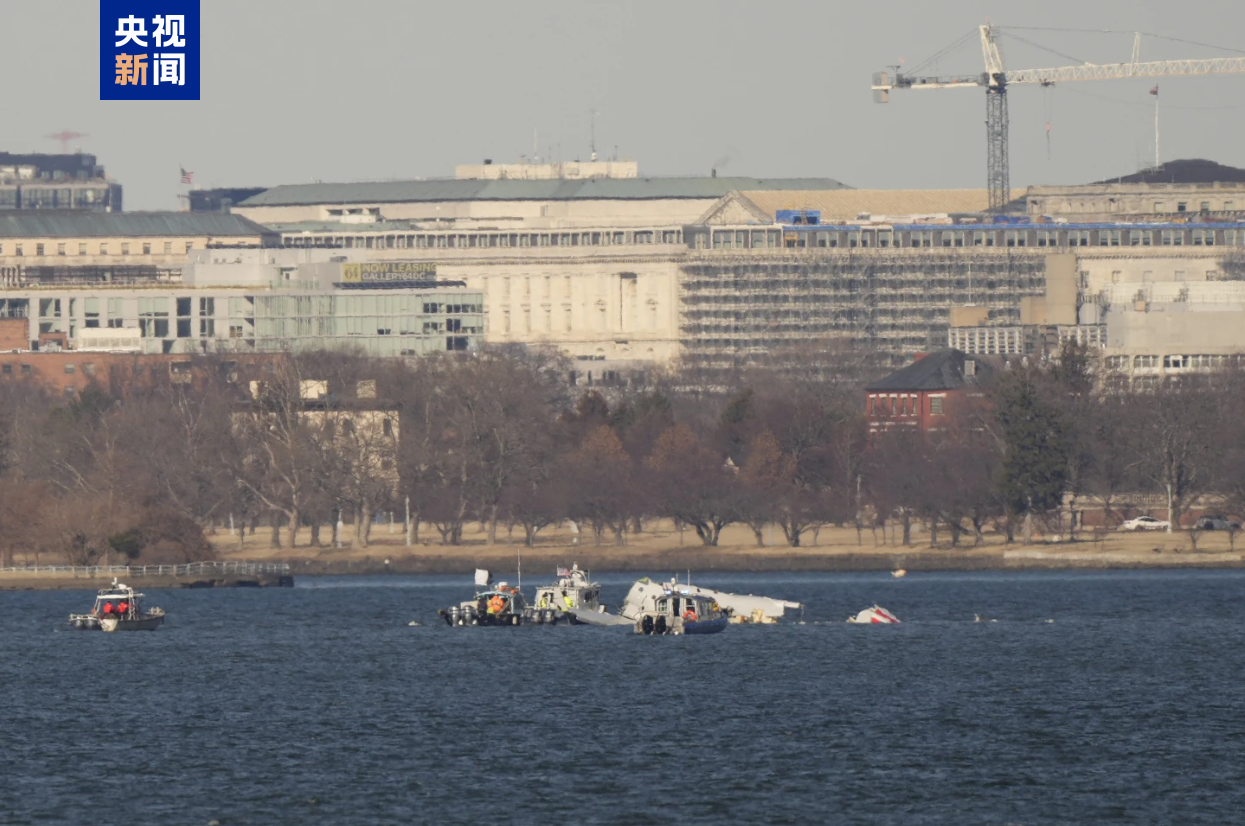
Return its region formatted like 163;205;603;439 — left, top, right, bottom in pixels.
683;606;698;621
488;594;506;614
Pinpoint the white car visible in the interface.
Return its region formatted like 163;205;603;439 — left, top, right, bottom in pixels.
1119;516;1171;531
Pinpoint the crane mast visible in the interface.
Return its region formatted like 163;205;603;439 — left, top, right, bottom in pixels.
872;25;1245;212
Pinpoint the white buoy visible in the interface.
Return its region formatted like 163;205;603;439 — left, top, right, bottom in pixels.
891;569;907;578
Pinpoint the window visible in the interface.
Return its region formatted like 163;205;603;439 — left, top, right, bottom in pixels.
1129;230;1151;246
1105;355;1128;370
163;242;173;254
36;244;44;256
142;243;151;255
184;242;193;254
1163;355;1186;369
1201;201;1211;212
57;243;66;255
1;364;9;375
78;242;87;255
1133;354;1159;369
120;243;129;255
100;243;108;255
1177;202;1187;212
930;395;945;416
20;364;30;375
14;245;22;256
64;363;75;374
1161;230;1183;246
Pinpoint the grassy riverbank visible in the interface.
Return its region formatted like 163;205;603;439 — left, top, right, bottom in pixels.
212;520;1245;576
5;521;1239;590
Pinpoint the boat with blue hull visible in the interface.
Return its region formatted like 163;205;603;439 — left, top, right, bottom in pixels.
633;586;728;636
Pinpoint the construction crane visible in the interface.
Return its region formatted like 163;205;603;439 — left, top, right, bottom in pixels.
872;25;1245;212
44;130;88;154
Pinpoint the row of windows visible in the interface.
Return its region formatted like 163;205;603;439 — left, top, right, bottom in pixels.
283;229;681;250
1105;354;1242;371
735;227;1245;250
1038;198;1240;214
0;241;194;257
867;392;946;416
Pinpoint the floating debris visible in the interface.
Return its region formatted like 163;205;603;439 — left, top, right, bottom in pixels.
847;605;901;624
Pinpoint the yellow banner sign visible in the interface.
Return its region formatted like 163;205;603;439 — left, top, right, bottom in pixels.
341;262;437;283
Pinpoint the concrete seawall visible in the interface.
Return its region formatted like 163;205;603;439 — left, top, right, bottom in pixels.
0;570;294;591
284;547;1245;577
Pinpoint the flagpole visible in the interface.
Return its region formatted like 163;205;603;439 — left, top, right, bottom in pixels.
1154;89;1160;169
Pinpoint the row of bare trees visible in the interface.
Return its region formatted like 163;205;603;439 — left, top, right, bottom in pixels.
4;342;1245;564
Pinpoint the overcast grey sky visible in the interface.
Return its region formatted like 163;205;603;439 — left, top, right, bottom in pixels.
15;0;1245;209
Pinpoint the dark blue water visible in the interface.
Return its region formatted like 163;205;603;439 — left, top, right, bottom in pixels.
3;570;1245;825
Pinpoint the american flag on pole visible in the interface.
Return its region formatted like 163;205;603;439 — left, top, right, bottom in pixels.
1149;84;1159;96
180;167;194;185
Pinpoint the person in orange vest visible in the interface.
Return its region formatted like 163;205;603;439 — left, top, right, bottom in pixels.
488;594;506;614
102;602;114;615
683;605;697;622
116;600;129;617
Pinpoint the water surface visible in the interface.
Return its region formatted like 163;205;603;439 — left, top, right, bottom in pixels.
2;570;1244;824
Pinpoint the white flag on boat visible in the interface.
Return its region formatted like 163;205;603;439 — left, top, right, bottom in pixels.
474;569;492;587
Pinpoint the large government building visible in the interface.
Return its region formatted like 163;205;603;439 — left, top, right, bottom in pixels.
3;153;1245;390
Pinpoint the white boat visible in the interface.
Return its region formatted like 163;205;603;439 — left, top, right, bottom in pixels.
620;577;802;622
632;587;728;635
846;605;901;624
68;579;166;632
530;564;603;623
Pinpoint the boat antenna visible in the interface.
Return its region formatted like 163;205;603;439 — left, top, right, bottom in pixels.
517;546;522;591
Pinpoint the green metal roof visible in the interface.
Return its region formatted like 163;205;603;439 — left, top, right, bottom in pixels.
239;177;851;207
0;212;274;238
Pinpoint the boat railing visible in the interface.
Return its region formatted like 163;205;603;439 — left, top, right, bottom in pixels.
0;561;292;577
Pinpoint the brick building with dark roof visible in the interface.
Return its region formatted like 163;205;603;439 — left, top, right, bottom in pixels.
864;349;995;433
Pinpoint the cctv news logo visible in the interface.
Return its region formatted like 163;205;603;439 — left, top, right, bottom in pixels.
100;1;200;100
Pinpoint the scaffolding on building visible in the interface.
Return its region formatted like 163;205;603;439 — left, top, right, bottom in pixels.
678;249;1047;375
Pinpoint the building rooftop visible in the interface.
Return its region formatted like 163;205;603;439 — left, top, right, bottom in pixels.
740;189;1024;222
239;176;850;207
866;349;992;392
1091;159;1245;185
0;212;274;238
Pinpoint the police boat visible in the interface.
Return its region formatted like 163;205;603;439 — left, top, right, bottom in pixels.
68;579;166;632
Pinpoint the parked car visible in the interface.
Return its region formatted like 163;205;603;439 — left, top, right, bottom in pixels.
1119;516;1171;531
1195;515;1241;531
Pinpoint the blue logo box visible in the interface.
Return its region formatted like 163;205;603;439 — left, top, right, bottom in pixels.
100;0;200;100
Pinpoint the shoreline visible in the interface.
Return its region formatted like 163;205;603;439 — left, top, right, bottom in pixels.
5;546;1243;590
279;546;1245;577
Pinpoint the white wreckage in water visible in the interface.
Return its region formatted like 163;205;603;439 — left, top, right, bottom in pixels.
567;576;803;627
846;605;901;624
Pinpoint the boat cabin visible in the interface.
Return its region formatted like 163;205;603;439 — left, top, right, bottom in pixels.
652;591;717;622
91;586;144;620
469;584;527;616
533;565;600;611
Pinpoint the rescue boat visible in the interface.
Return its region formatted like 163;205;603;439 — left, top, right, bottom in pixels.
68;579;166;632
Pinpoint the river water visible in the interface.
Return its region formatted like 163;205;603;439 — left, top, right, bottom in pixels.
2;570;1244;825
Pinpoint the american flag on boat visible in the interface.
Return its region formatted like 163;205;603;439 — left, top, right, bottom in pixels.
557;567;572;577
180;167;194;184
